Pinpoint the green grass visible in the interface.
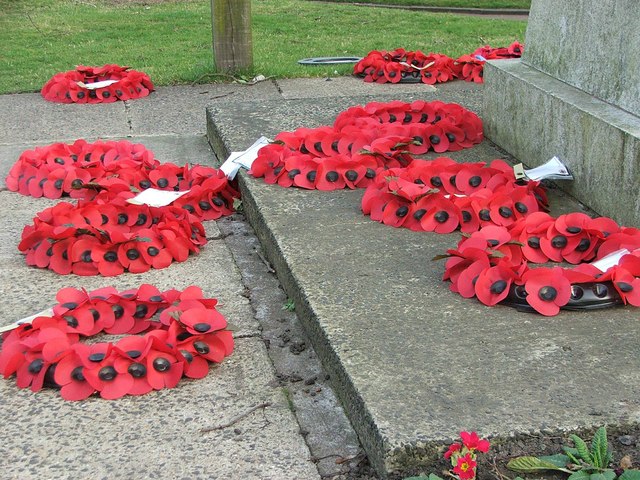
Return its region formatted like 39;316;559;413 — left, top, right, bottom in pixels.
310;0;531;9
0;0;526;94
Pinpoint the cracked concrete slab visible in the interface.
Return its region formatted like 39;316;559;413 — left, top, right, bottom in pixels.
205;83;640;478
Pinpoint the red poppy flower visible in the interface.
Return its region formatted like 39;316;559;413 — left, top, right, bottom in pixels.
180;330;234;364
83;360;135;400
611;258;640;306
54;346;97;401
521;267;572;316
455;256;492;298
178;306;227;335
420;197;460;233
145;346;184;390
474;262;516;306
315;157;348;191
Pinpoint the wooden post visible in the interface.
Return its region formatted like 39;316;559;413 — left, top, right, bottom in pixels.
211;0;253;72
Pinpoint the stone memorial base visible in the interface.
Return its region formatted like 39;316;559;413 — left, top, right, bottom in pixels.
483;59;640;227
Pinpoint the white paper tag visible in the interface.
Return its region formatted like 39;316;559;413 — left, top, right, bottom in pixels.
0;307;55;333
126;188;190;207
219;136;271;180
524;156;574;181
398;60;435;71
76;79;120;90
475;55;487;62
590;248;630;272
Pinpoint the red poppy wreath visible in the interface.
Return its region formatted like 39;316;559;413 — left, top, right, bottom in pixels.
353;42;523;85
18;189;207;276
8;139;239;275
361;157;548;233
249;100;483;190
440;212;640;316
5;138;239;222
41;64;154;104
0;285;234;400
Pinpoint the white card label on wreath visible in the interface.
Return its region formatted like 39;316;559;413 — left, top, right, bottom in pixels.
126;188;191;207
220;136;271;180
76;79;120;90
524;156;574;181
590;248;630;272
0;307;55;333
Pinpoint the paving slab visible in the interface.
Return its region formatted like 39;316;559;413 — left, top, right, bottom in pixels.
0;336;319;480
0;127;320;479
205;82;640;478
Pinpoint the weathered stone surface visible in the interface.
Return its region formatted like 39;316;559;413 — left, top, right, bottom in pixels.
483;59;640;227
523;0;640;115
206;85;640;478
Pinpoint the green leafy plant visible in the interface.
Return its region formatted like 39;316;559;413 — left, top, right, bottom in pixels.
507;427;639;480
282;299;295;312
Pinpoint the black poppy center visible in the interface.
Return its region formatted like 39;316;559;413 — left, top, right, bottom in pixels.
152;357;171;372
430;176;443;187
134;304;148;319
551;235;568;249
499;206;513;218
413;209;427;221
490;280;508;294
193;341;210;355
98;366;117;381
434;211;449;223
71;366;85;381
345;170;358;182
28;359;44;374
515;202;528;214
538;286;558;301
325;171;339;182
128;362;147;378
395;206;409;218
287;169;301;179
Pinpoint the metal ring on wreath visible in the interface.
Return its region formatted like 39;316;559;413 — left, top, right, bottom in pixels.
41;64;154;103
0;285;234;400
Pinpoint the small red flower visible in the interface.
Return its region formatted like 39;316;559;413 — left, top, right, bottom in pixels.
453;453;477;480
460;431;490;453
444;442;461;459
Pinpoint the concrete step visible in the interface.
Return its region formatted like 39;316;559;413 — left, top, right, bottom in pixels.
205;84;640;478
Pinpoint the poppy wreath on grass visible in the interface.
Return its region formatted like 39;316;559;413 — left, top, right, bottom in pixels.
0;285;234;400
361;157;548;233
5;139;239;222
353;42;523;84
249;100;483;190
41;64;154;104
18;189;207;276
439;212;640;316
